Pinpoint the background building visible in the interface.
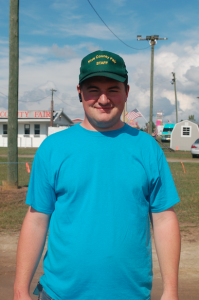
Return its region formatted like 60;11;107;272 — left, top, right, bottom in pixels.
0;110;74;147
170;120;199;151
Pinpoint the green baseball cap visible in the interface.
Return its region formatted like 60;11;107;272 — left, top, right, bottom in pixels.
79;50;128;84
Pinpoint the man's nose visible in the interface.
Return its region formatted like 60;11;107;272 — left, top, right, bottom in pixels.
98;93;110;105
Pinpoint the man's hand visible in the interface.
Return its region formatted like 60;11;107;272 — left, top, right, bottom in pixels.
152;207;181;300
160;292;179;300
13;207;50;300
13;291;32;300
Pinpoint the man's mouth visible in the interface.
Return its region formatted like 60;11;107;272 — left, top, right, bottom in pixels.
94;106;113;111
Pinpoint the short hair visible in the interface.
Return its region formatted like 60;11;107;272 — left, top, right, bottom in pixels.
79;78;128;93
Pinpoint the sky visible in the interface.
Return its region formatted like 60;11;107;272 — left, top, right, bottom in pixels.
0;0;199;127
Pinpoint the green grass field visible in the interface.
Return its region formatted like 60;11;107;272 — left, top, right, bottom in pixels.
0;148;199;232
0;190;28;232
164;151;193;159
156;138;198;159
0;147;38;155
0;157;33;187
169;163;199;225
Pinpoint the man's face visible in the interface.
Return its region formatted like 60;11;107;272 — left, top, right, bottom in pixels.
77;76;129;131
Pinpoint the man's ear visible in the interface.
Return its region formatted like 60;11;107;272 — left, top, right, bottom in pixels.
126;84;130;97
77;85;82;102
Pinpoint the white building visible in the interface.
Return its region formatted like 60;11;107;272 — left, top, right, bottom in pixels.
170;120;199;151
0;110;74;147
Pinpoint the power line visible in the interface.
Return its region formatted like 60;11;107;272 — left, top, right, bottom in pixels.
0;85;8;90
87;0;150;51
1;91;79;106
0;92;51;102
19;95;51;102
55;95;78;102
155;78;171;85
0;91;8;97
54;95;80;108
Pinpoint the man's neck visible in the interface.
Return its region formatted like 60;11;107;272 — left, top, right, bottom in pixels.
80;118;125;132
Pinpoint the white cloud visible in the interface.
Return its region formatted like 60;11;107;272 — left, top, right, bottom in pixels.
51;44;77;59
0;39;8;45
123;42;199;125
1;40;199;125
185;66;199;83
39;81;57;92
51;0;78;11
30;19;127;41
59;23;119;40
49;43;100;59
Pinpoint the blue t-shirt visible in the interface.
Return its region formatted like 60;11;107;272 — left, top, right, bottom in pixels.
26;124;180;300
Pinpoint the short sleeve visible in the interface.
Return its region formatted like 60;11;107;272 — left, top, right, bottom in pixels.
149;153;180;213
25;150;56;214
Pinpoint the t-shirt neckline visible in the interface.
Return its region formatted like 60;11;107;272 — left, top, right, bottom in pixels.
77;123;128;137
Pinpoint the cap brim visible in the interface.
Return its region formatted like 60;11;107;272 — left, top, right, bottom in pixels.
79;72;127;84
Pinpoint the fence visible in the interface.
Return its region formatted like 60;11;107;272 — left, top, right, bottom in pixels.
0;162;33;187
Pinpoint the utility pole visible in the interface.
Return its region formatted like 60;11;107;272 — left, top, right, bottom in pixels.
171;72;178;123
137;35;168;135
7;0;19;189
50;89;57;127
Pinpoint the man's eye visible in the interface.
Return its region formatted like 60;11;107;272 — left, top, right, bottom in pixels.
89;89;98;92
110;90;118;92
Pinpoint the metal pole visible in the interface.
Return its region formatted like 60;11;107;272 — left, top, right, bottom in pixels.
173;73;178;123
50;89;57;127
149;41;155;135
7;0;19;189
50;90;53;127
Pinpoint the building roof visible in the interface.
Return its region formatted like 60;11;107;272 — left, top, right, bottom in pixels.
72;118;83;122
72;118;83;125
0;110;74;126
175;120;199;126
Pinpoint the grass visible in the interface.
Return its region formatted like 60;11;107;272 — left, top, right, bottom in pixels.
0;155;33;231
0;161;198;232
156;138;198;159
0;147;38;155
170;163;199;224
164;151;193;159
0;188;28;232
0;157;33;186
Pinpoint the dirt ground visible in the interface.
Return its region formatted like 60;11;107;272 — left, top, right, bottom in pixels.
0;188;199;299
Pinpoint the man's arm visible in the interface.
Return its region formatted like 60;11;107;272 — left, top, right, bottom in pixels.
13;207;50;300
152;207;181;300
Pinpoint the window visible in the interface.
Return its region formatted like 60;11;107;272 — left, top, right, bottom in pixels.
24;124;30;135
3;124;7;135
163;128;173;132
181;126;191;137
34;124;40;135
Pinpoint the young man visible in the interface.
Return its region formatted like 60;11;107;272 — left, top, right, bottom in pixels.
14;50;181;300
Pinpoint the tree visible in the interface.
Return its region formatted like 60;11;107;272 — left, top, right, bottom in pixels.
188;115;195;122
